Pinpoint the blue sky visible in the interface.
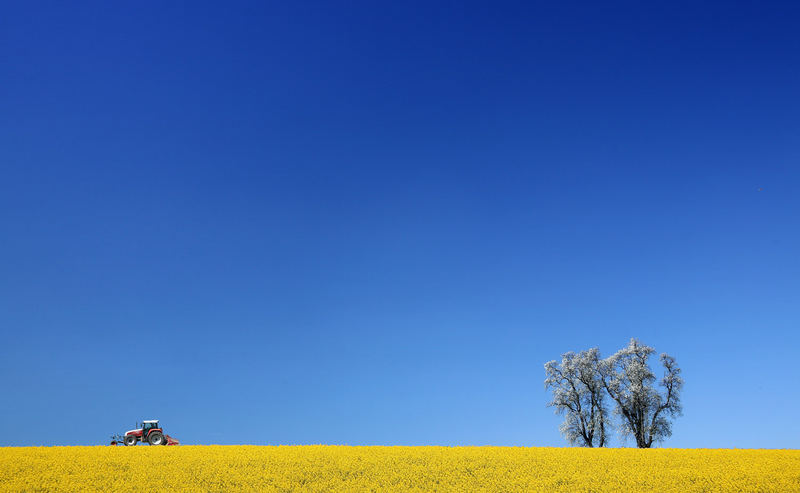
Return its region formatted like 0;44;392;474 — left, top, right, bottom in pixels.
1;1;798;448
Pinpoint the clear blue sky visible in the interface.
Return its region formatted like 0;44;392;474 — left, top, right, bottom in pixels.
1;1;798;448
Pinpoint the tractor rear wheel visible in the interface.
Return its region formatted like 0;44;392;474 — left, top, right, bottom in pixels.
124;435;137;446
148;431;164;445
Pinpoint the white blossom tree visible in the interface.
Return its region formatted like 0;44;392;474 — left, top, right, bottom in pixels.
544;348;610;447
599;338;683;448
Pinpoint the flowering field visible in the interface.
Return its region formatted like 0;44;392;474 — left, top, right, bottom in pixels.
1;445;798;492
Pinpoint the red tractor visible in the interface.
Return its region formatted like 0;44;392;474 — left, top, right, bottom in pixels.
110;420;179;446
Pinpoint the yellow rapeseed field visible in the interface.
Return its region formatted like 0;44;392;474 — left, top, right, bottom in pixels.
1;445;798;492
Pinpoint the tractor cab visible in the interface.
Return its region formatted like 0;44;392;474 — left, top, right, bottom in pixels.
142;420;160;434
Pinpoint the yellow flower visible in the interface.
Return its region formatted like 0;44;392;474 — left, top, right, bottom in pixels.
0;445;798;492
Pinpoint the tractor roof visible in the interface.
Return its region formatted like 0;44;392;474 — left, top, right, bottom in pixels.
143;420;159;423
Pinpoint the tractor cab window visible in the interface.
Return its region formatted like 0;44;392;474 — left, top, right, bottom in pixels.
143;422;157;431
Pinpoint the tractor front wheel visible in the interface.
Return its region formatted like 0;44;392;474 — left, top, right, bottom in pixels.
124;435;137;446
148;431;165;445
